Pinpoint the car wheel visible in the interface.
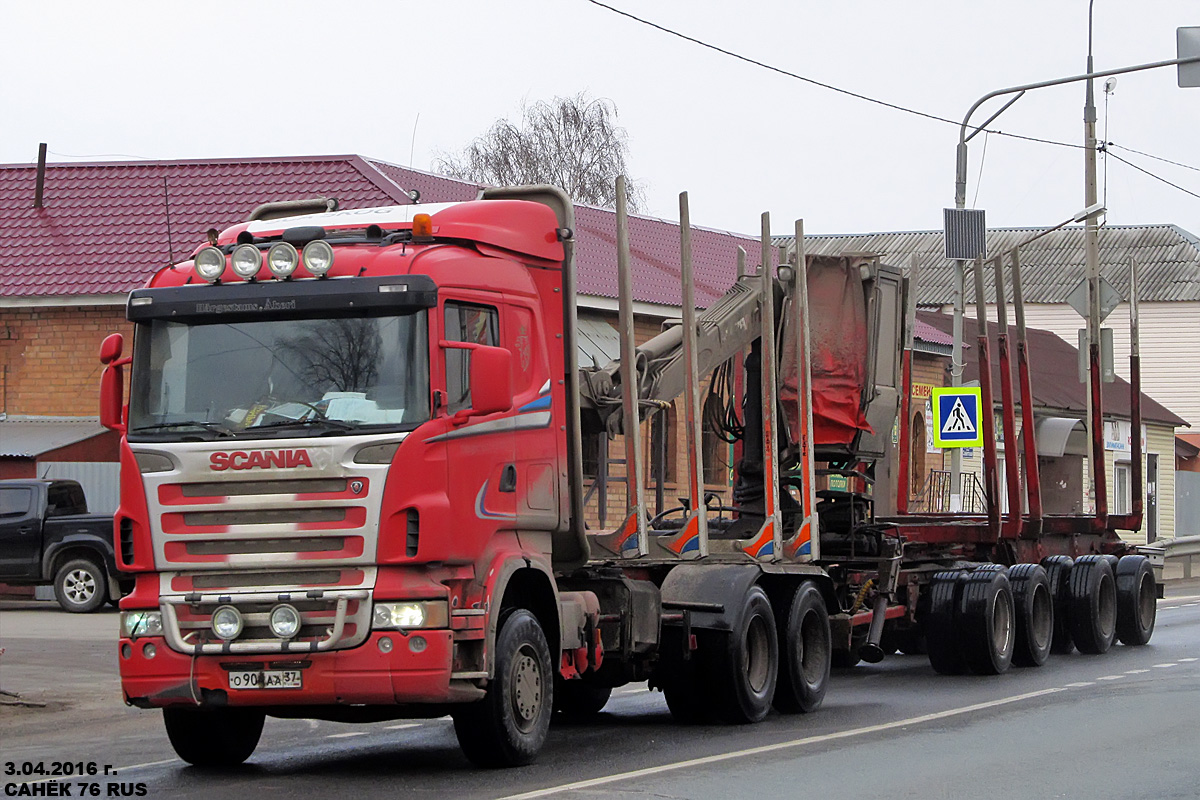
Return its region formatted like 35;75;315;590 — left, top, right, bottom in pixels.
54;558;108;613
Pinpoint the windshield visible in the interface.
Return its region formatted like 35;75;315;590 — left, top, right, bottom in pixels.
128;312;429;439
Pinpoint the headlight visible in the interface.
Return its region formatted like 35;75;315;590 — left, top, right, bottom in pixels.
194;247;226;282
122;611;163;639
211;605;243;640
269;604;302;639
267;242;300;279
372;601;449;630
230;244;263;279
303;240;334;277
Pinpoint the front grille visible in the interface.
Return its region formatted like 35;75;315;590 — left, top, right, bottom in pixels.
182;508;347;526
183;537;347;556
180;479;348;497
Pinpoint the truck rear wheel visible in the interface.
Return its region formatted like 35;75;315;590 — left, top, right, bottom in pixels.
54;558;108;613
1068;555;1117;654
924;571;966;675
163;707;264;767
1009;564;1053;667
773;583;830;714
553;676;612;719
1115;555;1156;646
959;568;1015;675
711;585;778;724
453;609;552;767
1041;556;1075;655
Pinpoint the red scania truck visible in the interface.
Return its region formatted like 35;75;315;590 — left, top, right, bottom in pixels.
102;184;1158;768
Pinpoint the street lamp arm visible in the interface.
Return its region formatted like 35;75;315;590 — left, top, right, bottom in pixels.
954;53;1200;209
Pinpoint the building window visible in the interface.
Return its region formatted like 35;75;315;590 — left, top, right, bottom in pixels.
1114;462;1132;515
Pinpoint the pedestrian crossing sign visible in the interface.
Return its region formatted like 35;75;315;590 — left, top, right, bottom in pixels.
932;387;983;448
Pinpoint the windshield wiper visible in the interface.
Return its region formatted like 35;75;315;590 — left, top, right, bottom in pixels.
130;421;236;437
248;417;358;433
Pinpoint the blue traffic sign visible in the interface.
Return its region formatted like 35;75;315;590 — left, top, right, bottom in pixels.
932;387;983;448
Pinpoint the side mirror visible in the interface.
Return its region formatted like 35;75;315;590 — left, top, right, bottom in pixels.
99;333;128;432
100;333;124;365
466;345;513;418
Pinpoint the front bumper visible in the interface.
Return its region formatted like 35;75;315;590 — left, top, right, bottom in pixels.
119;630;456;707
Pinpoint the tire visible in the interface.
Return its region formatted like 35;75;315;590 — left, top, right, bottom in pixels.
924;571;967;675
453;609;553;767
959;568;1016;675
1041;556;1075;655
1009;564;1053;668
163;707;264;767
661;658;710;724
1068;555;1118;654
710;585;778;724
831;646;862;669
1115;555;1156;646
553;677;612;719
54;558;108;613
773;583;831;714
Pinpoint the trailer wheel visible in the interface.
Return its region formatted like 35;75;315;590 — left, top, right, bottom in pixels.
1008;564;1053;667
1068;555;1117;654
773;583;830;714
1041;556;1075;655
924;571;966;675
710;585;778;724
958;569;1015;675
54;558;108;613
1115;555;1156;646
553;677;612;719
453;609;552;767
662;656;711;724
163;707;264;767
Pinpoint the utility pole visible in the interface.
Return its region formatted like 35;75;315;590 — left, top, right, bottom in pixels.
1084;1;1106;519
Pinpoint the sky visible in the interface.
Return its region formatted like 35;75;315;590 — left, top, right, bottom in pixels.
4;1;1198;238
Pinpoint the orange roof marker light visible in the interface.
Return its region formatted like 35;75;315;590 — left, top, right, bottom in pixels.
412;213;433;240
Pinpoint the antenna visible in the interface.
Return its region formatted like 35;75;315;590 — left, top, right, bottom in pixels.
409;112;420;167
163;176;175;265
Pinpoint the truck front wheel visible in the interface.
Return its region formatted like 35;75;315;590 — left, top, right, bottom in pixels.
453;609;552;767
54;558;108;613
163;707;264;767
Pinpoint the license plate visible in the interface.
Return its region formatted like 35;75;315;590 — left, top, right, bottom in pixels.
228;670;302;690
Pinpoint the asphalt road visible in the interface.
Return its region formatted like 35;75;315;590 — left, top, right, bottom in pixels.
4;585;1200;800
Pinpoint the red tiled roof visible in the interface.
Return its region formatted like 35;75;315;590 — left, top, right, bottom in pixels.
913;318;953;347
0;155;760;306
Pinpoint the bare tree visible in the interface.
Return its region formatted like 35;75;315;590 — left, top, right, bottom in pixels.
436;93;644;211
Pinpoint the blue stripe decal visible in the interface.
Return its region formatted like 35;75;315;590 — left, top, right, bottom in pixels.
518;396;552;412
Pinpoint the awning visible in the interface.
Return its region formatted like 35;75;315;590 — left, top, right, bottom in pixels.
1034;416;1086;458
0;416;107;458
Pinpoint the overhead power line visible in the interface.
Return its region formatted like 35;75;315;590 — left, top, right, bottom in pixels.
1105;151;1200;201
584;0;1083;151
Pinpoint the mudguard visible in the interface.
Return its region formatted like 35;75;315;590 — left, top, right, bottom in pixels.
659;564;763;632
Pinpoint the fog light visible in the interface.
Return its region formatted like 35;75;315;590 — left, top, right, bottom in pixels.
121;644;131;659
409;636;427;653
303;240;334;277
378;636;393;653
231;244;263;279
269;604;302;639
267;242;300;279
194;247;226;282
143;643;157;659
211;605;243;640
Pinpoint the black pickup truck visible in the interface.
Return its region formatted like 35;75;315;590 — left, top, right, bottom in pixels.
0;479;129;612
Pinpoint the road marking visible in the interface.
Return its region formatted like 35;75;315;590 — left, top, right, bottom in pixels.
1125;669;1150;675
8;759;178;786
327;731;369;738
1064;682;1095;688
1179;658;1198;663
497;687;1066;800
386;723;422;730
1153;663;1178;669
